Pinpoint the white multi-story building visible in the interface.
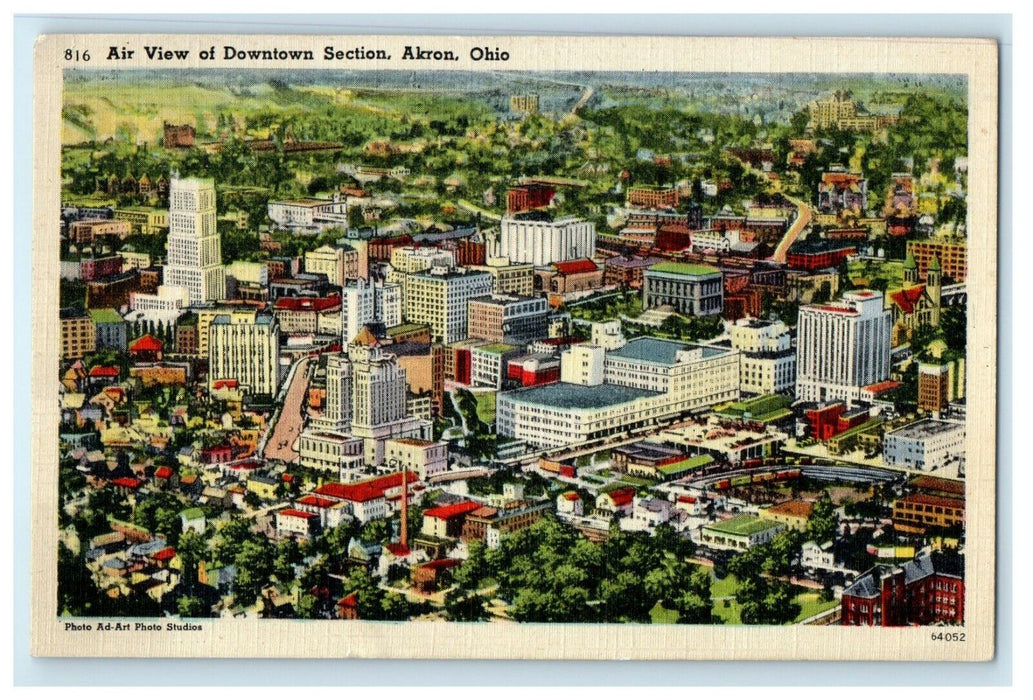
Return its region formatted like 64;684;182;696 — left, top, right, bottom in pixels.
341;278;376;345
795;290;892;405
498;337;740;449
384;438;448;480
883;419;965;472
560;344;605;386
405;268;494;344
315;353;353;432
208;309;280;395
387;246;457;308
590;320;627;351
603;337;740;405
297;429;364;474
129;285;190;312
731;317;797;395
304;243;365;287
163;175;226;305
267;196;348;232
498;215;596;266
375;283;402;328
349;344;433;465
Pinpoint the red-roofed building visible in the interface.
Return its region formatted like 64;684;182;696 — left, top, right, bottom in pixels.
273;294;342;335
412;558;462;593
294;494;348;528
109;476;144;495
88;365;121;387
860;380;902;403
536;258;604;295
337;593;359;620
275;508;320;539
818;171;868;214
421;501;482;539
556;491;583;516
151;546;177;564
596;487;636;515
313;472;420;523
129;334;164;362
153;466;178;490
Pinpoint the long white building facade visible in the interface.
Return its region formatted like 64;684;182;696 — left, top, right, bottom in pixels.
795;290;892;405
498;337;740;449
498;215;596;266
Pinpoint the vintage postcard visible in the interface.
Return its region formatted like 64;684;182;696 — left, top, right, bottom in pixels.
31;34;997;660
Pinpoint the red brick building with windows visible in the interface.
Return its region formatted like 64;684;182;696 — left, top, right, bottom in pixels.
786;241;857;272
507;184;555;214
627;185;679;209
841;552;964;626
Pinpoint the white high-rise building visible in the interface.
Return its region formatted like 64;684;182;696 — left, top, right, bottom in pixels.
350;344;408;434
348;344;432;465
164;175;225;305
375;283;402;328
341;278;376;345
208;309;280;396
795;290;891;406
731;317;797;396
314;353;353;432
499;215;596;266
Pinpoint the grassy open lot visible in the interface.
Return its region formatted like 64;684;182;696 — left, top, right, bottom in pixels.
474;392;496;424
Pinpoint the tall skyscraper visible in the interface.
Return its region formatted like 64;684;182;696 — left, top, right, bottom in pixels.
164;175;225;305
315;353;353;431
795;290;892;406
349;344;408;437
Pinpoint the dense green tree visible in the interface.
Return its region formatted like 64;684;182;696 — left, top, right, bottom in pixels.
807;492;838;544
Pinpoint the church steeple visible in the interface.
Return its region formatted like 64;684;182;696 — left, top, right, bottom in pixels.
903;253;918;286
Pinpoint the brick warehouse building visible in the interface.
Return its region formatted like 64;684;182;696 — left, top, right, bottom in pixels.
840;552;964;626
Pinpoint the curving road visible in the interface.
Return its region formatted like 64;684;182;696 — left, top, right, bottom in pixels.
771;192;813;264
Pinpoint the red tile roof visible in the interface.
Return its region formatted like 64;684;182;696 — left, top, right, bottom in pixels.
418;558;462;571
274;295;342;312
130;334;164;353
678;495;697;503
604;487;636;507
110;477;143;489
385;543;411;557
89;365;120;378
423;501;482;520
152;546;176;562
278;508;316;520
890;285;926;314
863;380;902;395
562;492;580;501
154;466;173;479
212;379;239;389
314;472;416;503
551;259;598;275
297;495;338;509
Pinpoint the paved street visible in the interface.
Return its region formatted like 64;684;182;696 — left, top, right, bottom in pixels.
262;357;311;464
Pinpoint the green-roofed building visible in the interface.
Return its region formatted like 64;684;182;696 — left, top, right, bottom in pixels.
700;514;786;552
716;394;793;424
643;261;724;316
655;454;714;481
88;308;127;351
